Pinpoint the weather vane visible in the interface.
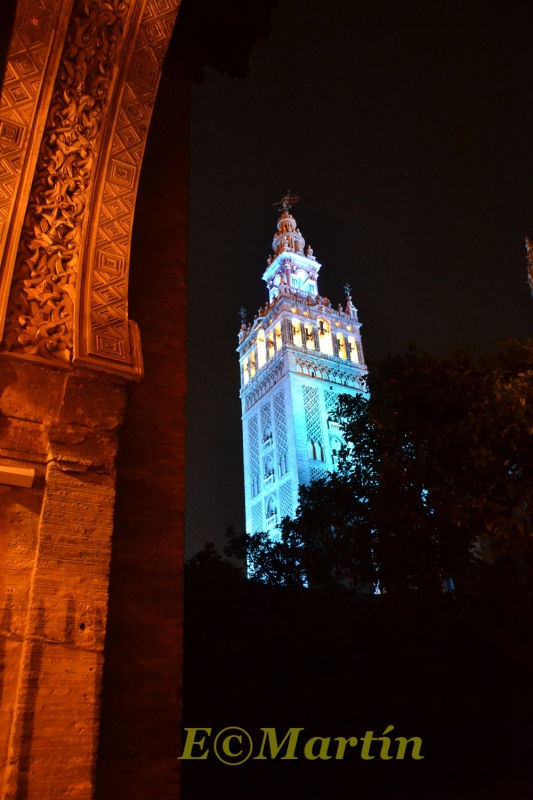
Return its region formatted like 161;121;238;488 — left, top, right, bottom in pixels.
344;283;352;298
239;306;247;325
273;190;299;213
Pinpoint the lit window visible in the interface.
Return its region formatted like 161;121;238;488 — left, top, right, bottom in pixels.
317;319;333;355
347;336;358;362
257;330;266;368
337;333;346;359
292;319;303;346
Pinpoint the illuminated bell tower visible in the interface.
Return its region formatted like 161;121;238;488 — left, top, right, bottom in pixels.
238;194;368;535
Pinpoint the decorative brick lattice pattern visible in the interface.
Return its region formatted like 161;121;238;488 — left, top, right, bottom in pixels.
252;502;263;533
324;389;339;417
248;414;260;497
310;466;327;483
260;400;272;444
274;389;288;476
279;480;292;519
303;385;324;447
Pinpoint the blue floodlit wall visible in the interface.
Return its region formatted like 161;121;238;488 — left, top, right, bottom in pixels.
242;371;362;535
238;209;367;537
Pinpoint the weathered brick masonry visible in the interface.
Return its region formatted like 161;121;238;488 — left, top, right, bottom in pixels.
0;360;129;798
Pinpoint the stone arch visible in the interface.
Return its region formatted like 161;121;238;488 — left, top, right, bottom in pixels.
0;1;280;796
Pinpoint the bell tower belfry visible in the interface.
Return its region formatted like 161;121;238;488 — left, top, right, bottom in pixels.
238;194;367;536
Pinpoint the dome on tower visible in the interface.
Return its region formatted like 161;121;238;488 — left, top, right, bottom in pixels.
272;211;306;257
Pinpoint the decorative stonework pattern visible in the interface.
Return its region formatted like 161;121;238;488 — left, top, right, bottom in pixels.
0;0;61;250
294;355;365;389
260;400;272;445
303;385;323;449
310;465;327;483
248;414;260;498
2;0;130;364
324;389;338;416
242;359;284;411
273;389;288;477
251;502;262;534
279;479;292;519
87;0;180;363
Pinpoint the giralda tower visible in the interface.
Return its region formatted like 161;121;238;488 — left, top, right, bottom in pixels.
237;195;367;535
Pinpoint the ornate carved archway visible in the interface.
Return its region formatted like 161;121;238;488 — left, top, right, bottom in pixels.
0;2;182;798
0;0;182;378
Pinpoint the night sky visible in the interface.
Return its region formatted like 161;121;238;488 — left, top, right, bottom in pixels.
185;0;533;557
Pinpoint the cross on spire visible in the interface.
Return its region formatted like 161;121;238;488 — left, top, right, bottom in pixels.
273;191;299;213
239;306;247;325
344;283;352;298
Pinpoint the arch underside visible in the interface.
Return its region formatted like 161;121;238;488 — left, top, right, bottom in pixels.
0;0;182;379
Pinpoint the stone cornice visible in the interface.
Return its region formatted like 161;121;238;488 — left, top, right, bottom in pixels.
239;341;367;410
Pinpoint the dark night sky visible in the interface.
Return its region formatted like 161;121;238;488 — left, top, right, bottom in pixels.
185;0;533;557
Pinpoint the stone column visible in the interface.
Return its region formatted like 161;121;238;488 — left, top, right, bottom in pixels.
0;358;128;799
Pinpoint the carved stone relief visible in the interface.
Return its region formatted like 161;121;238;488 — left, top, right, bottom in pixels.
0;0;70;310
80;0;180;370
2;0;130;365
0;0;181;378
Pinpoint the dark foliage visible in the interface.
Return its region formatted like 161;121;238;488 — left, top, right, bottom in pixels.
226;340;533;602
183;340;533;798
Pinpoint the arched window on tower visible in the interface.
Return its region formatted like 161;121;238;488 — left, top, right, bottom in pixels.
308;440;325;462
336;333;347;359
292;319;303;346
330;435;343;467
242;357;249;384
347;336;359;363
304;323;314;349
275;323;283;349
267;331;275;359
249;351;256;377
265;495;277;526
317;319;333;355
264;453;274;482
257;329;266;368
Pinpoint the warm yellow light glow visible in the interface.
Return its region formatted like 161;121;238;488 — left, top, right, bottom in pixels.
275;323;282;349
317;318;333;355
257;329;266;368
250;351;256;377
304;323;314;349
337;333;346;359
292;318;303;346
243;357;249;383
348;336;358;362
267;332;275;359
